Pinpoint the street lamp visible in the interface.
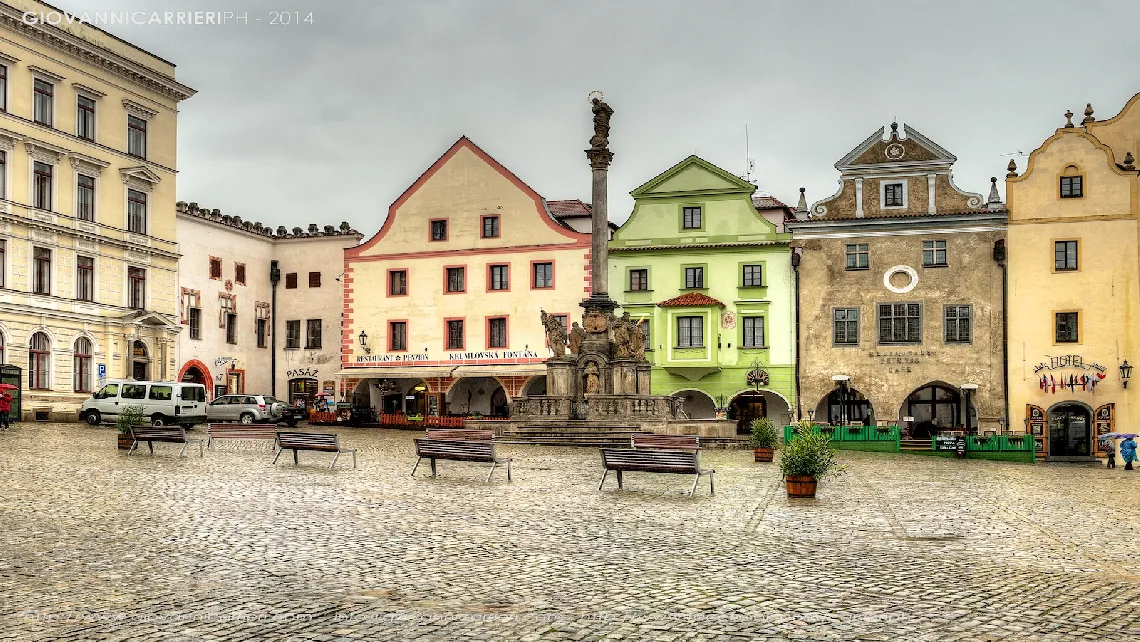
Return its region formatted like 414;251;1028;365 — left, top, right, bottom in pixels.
961;383;979;434
358;330;370;354
832;375;850;425
1121;360;1132;389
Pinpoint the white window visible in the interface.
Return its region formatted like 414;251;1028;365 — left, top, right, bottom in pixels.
880;180;908;209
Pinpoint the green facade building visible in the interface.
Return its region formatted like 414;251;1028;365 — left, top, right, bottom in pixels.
608;156;796;432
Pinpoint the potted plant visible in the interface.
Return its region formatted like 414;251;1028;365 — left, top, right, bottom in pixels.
115;404;145;450
875;423;891;433
749;417;778;462
779;420;843;498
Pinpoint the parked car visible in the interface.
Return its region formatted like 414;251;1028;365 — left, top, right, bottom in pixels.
280;405;306;427
80;381;208;428
205;394;285;424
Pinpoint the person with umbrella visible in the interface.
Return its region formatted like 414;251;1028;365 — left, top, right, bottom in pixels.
1120;434;1139;471
1100;433;1120;469
0;382;15;431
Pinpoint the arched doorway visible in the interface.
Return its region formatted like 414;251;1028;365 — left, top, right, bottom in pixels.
181;366;206;385
446;377;506;417
671;389;717;419
521;376;547;397
813;387;874;426
490;388;509;417
730;391;766;434
904;383;961;438
1048;403;1092;457
131;340;149;381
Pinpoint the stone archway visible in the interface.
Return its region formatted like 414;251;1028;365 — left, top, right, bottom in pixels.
729;389;793;434
446;376;507;417
671;389;717;419
901;382;964;439
1047;401;1093;458
178;360;213;390
521;375;547;397
813;387;875;426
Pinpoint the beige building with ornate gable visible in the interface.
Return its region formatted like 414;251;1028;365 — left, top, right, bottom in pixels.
0;0;194;420
787;122;1007;436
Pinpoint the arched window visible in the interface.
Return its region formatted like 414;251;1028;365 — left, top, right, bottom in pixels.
0;332;5;364
73;337;93;393
29;332;50;390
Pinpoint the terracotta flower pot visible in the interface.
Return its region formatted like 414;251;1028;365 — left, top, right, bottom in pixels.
785;475;818;498
117;433;133;450
754;447;774;462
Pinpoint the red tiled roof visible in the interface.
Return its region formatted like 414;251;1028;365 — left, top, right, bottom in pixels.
657;292;726;308
752;195;791;211
547;199;592;218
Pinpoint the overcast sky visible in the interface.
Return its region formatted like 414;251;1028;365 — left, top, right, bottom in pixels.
51;0;1140;232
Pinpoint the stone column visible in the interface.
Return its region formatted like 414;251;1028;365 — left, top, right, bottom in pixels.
586;148;614;300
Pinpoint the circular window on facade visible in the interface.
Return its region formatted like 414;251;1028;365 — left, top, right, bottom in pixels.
884;265;919;294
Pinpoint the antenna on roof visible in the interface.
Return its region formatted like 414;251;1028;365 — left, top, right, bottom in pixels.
743;125;757;185
999;150;1028;157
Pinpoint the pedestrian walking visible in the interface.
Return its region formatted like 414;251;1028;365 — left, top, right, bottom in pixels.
0;391;12;430
1121;436;1138;471
1104;440;1117;469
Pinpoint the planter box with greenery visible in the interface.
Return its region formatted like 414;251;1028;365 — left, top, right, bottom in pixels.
780;420;843;498
749;417;779;462
116;405;146;450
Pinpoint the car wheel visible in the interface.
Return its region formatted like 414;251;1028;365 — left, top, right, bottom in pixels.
85;410;101;426
151;415;166;427
240;413;254;424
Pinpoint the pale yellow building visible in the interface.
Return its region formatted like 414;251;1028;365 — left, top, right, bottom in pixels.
340;137;591;417
1006;94;1139;461
0;0;195;420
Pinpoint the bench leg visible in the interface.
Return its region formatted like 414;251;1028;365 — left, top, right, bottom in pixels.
198;441;204;458
709;471;715;496
598;469;608;490
179;442;188;458
616;469;623;490
207;436;213;449
430;458;437;478
127;439;138;456
272;447;283;464
330;452;340;469
411;457;422;477
147;441;154;455
293;449;299;466
690;473;701;497
485;461;496;483
351;451;356;469
506;460;511;482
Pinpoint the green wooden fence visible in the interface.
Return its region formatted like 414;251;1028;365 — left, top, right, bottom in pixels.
783;426;1036;463
784;424;900;452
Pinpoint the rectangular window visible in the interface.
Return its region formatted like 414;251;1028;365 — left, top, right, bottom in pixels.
306;319;322;349
225;313;237;344
742;317;765;348
76;174;95;221
390;321;407;351
257;318;268;348
33;79;53;125
682;206;702;229
677;316;704;348
0;239;5;287
285;320;301;348
77;95;96;140
1055;312;1079;343
33;247;51;295
308;272;321;288
845;243;869;270
389;270;407;295
878;303;922;344
884;183;904;207
489;264;509;290
431;219;448;241
944;305;971;343
742;265;763;287
127;189;147;234
629;269;648;291
447;320;464;350
833;308;860;345
0;150;5;200
1054;240;1078;271
210;257;222;279
637;319;651;349
285;272;297;289
446;267;465;293
684;267;704;289
189;308;202;340
488;317;507;348
481;216;499;238
532;262;553;289
1060;175;1082;198
33;161;52;210
76;256;94;302
922;240;947;266
0;64;6;111
127;115;147;158
235;263;246;285
128;267;146;309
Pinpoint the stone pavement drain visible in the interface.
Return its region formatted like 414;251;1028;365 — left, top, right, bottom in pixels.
1;422;1139;641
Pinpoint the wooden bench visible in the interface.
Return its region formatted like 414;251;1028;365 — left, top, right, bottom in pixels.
600;437;714;496
206;423;280;450
412;431;511;482
273;431;356;469
128;425;204;458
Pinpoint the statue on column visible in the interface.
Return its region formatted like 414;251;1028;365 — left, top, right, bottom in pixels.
540;310;568;360
589;95;614;149
568;322;586;356
584;362;601;394
612;313;632;359
627;313;646;361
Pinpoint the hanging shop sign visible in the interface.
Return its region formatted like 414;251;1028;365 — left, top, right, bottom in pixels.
214;356;236;368
1032;354;1107;374
746;368;769;387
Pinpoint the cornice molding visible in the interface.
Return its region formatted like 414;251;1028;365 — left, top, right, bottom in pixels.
72;82;106;98
0;50;19;64
121;166;161;191
0;126;22;151
122;99;157;120
70;152;110;175
0;6;196;102
27;64;65;82
24;138;69;164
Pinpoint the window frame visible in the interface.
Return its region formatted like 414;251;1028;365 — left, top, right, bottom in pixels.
387;268;408;297
488;263;510;292
628;268;649;292
741;264;763;287
256;318;268;348
225;313;238;345
1054;311;1080;344
1053;240;1079;272
33;78;53;126
189;307;202;340
922;239;948;267
877;302;922;345
481;215;500;239
127;188;147;234
676;315;704;348
845;243;869;270
683;266;705;289
32;246;51;295
833;307;860;346
0;63;7;112
444;265;466;294
210;257;223;280
429;218;448;242
76;173;95;221
445;318;465;350
284;272;297;289
73;337;93;393
33;161;52;210
76;94;96;141
127;266;146;310
307;272;321;288
0;238;7;288
681;206;703;230
944;304;972;344
1059;175;1083;198
487;316;509;349
389;320;408;352
285;320;301;349
531;261;554;289
234;263;246;286
741;316;766;349
29;332;51;390
882;181;905;208
305;319;322;349
76;255;94;302
127;114;147;159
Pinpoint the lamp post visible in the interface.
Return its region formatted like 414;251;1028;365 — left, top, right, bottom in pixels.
831;375;850;425
961;383;979;435
358;330;370;354
1121;360;1132;389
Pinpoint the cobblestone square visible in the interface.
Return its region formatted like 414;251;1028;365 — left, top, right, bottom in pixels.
1;423;1139;641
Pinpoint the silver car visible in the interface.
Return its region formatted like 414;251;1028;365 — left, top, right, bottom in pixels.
206;394;285;424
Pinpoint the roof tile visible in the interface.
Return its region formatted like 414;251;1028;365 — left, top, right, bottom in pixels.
657;292;726;308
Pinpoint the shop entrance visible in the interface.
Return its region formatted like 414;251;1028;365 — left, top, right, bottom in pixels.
131;341;149;381
289;377;319;408
1048;403;1091;457
730;392;767;435
904;383;961;439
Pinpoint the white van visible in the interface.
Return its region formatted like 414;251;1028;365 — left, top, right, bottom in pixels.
80;381;208;428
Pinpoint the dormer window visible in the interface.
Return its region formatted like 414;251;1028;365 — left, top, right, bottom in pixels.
883;182;905;207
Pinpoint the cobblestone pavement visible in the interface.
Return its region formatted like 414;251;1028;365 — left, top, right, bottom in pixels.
2;423;1139;641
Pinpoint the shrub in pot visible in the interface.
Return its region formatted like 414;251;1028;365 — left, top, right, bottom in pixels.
779;420;843;498
749;417;779;462
115;404;145;450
